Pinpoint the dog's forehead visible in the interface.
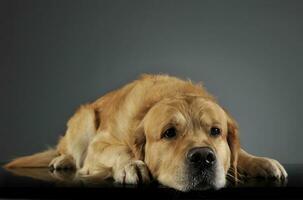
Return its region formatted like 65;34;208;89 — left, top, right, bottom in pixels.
186;97;226;124
150;96;226;123
191;98;224;114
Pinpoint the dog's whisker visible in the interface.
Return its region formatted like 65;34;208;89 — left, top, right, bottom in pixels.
226;172;244;184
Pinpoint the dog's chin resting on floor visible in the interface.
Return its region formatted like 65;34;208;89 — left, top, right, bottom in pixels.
4;74;287;191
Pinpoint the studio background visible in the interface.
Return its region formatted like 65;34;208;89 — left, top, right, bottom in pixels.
1;0;302;164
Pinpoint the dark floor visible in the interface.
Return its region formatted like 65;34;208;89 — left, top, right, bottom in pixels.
0;164;302;199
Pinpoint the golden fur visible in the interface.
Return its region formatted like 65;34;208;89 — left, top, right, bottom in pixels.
4;74;287;191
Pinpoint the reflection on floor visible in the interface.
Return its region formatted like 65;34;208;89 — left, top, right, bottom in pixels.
4;166;288;189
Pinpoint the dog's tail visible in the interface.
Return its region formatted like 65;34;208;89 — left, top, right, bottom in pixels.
4;149;58;169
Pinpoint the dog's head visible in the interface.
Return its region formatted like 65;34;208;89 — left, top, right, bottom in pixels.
132;95;240;191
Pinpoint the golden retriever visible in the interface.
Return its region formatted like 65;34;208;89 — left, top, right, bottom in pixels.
4;74;287;191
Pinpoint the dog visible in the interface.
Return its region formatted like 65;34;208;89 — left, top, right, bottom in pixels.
4;74;287;191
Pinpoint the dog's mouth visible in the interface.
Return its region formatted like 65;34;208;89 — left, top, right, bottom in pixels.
185;172;216;191
182;165;226;191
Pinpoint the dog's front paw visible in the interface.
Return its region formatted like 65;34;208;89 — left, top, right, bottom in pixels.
114;160;151;184
240;157;287;180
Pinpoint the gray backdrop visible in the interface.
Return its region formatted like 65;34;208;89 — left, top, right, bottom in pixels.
1;0;302;164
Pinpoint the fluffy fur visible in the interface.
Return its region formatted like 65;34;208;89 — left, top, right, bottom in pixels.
5;74;287;191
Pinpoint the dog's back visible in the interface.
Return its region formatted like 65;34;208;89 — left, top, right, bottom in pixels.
4;74;213;169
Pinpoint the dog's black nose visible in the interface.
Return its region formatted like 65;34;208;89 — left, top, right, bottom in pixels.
187;147;216;167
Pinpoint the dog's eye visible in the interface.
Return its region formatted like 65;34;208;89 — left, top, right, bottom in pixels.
210;127;221;136
162;127;177;139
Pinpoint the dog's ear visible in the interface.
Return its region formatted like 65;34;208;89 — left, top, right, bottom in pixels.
225;110;240;182
130;122;146;161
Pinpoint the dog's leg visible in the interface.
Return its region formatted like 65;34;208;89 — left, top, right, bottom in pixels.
237;148;287;180
78;138;151;184
50;105;97;170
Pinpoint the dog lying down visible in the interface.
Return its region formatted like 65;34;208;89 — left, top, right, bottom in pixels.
5;74;287;191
